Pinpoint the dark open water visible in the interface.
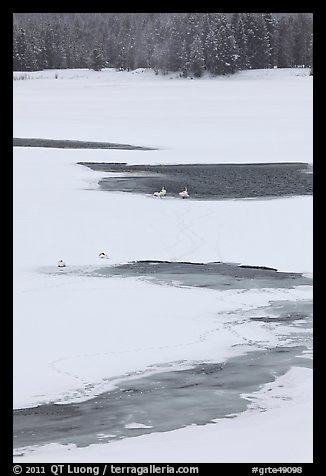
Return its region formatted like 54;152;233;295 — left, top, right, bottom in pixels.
14;346;311;451
79;162;312;199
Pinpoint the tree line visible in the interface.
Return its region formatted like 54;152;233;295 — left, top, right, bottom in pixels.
13;13;313;76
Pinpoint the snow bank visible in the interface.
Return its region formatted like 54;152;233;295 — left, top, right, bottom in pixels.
13;67;312;164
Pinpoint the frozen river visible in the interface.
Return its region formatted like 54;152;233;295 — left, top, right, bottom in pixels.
14;345;311;451
14;259;312;452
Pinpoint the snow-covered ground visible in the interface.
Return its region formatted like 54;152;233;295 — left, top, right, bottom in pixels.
13;67;313;462
13;67;312;164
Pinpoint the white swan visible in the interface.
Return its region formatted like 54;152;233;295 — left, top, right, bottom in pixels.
179;187;189;199
99;252;109;259
58;259;66;267
153;187;166;198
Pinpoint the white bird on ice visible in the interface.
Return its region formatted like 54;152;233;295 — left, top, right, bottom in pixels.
58;259;66;267
179;187;189;199
153;187;166;198
99;252;109;259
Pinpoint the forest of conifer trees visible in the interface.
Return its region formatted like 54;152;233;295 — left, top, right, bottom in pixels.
13;13;313;76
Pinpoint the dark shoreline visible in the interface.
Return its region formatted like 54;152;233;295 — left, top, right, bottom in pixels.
46;260;312;291
13;137;156;151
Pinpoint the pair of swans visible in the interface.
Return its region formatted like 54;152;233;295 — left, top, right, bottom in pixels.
57;252;109;267
153;187;189;199
153;186;166;198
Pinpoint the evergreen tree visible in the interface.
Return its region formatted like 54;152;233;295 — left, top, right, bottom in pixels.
150;41;169;74
225;31;240;74
263;13;277;67
133;16;151;69
231;14;249;70
15;28;28;70
204;29;219;74
24;41;38;71
254;14;272;68
277;16;295;68
231;12;241;31
44;25;56;68
90;48;105;71
245;13;271;69
185;12;204;48
189;35;205;77
180;39;190;77
214;24;238;75
293;13;313;67
13;28;20;70
166;15;184;71
147;16;165;71
116;44;127;70
37;32;49;69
